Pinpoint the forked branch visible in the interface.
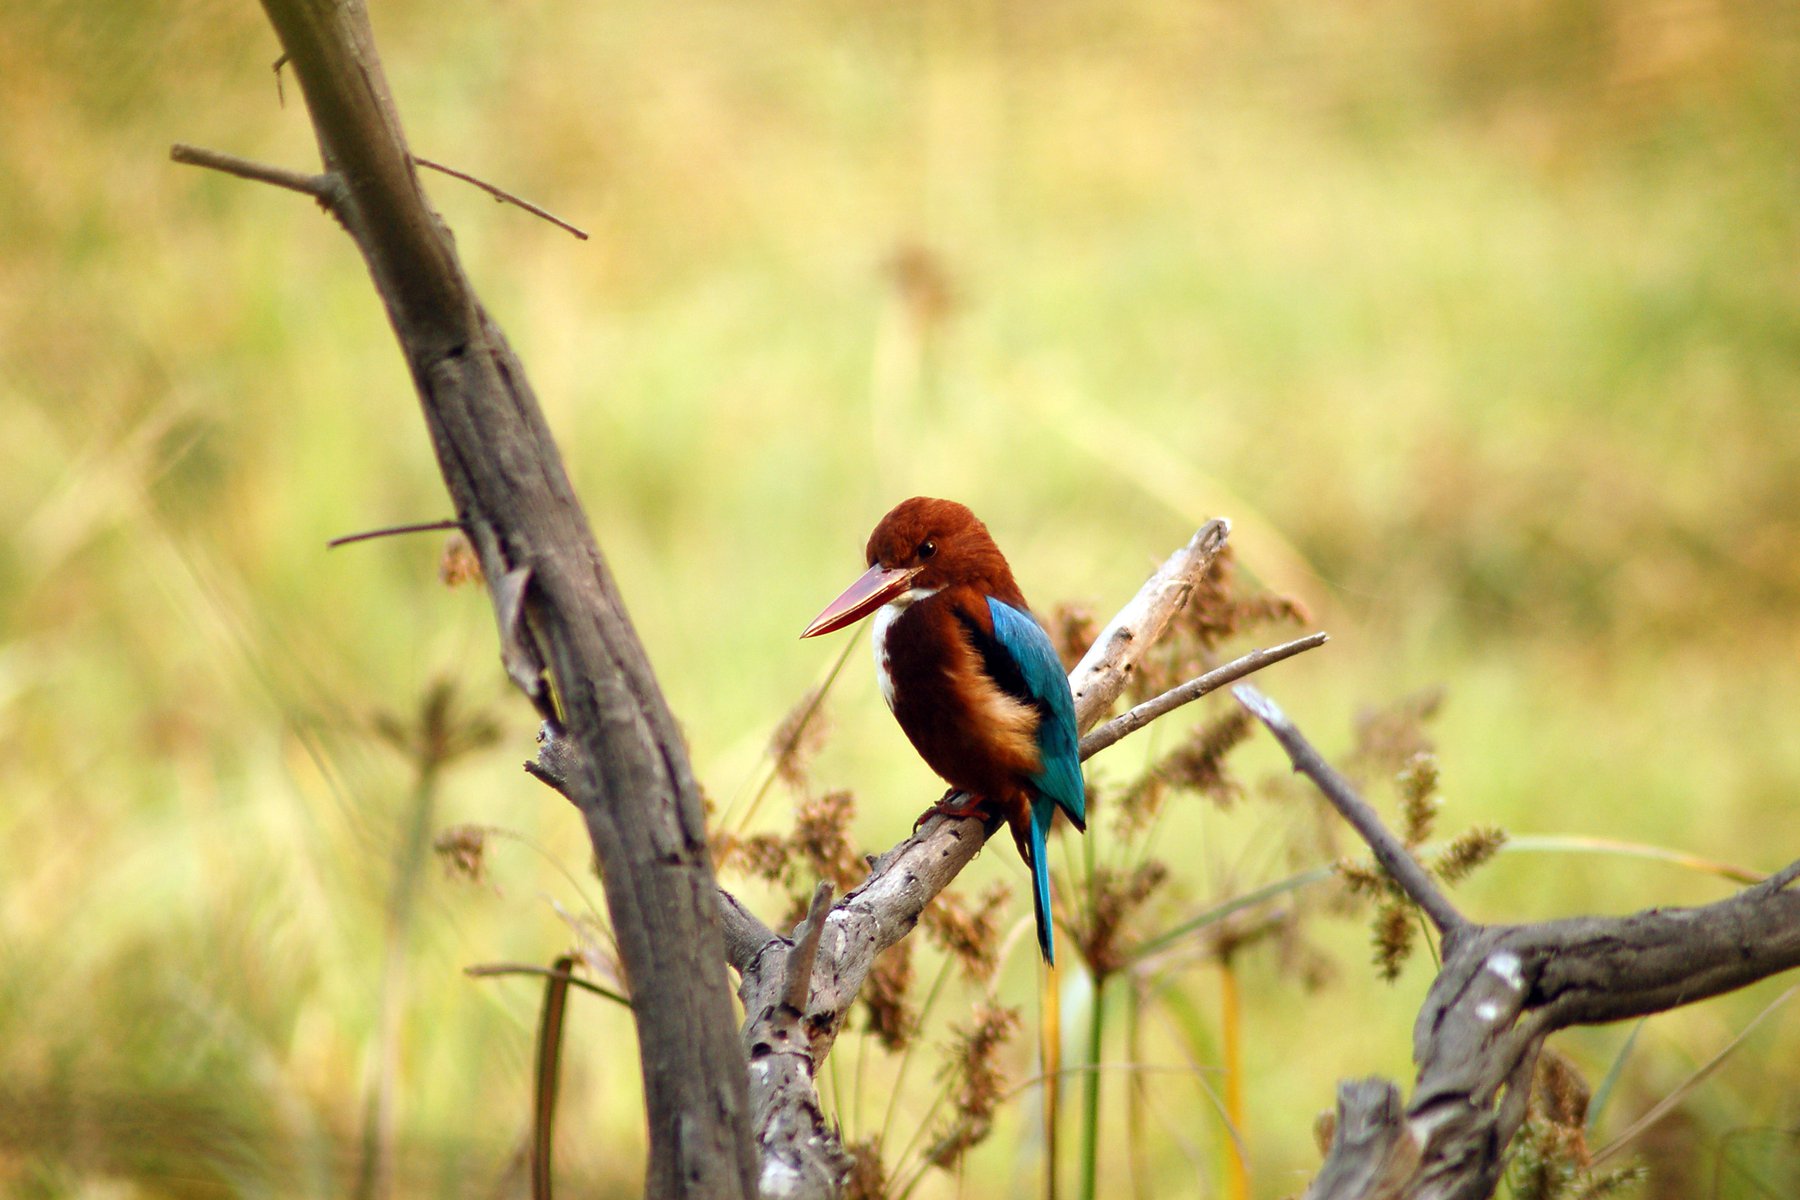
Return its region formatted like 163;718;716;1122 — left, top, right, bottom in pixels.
1234;686;1800;1200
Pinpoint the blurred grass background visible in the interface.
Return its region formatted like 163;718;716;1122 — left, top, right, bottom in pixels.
4;0;1799;1195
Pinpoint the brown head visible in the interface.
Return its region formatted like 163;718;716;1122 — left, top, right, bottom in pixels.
801;497;1027;637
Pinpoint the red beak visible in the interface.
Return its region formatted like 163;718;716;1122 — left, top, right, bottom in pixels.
800;564;922;638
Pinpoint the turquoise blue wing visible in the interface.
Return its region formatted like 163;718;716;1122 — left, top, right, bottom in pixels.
985;598;1086;830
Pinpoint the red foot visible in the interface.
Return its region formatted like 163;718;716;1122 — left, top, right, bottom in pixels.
914;789;989;830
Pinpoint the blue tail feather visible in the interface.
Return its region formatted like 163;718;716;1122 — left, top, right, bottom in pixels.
1029;796;1057;964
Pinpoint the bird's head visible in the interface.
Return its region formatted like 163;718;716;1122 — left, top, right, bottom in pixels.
800;497;1022;637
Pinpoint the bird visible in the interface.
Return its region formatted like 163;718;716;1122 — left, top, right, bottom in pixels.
800;497;1086;963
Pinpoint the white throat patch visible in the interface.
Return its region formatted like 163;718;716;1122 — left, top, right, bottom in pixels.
870;586;940;712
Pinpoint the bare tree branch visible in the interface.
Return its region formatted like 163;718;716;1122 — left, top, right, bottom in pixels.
1079;631;1329;760
170;141;341;206
1233;686;1800;1200
1235;685;1466;937
194;3;758;1195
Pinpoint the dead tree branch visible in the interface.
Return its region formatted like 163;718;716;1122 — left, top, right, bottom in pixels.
1234;687;1800;1200
184;3;756;1196
1235;685;1465;937
170;141;342;205
1079;630;1328;760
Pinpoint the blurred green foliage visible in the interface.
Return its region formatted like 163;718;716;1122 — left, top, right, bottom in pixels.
3;0;1798;1195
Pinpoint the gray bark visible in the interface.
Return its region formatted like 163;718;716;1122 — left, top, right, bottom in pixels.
217;3;759;1195
1238;688;1800;1200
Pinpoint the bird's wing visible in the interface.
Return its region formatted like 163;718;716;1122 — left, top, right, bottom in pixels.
980;598;1086;830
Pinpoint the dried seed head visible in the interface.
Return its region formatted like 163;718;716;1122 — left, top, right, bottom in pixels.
1079;862;1170;978
925;1004;1021;1169
1048;602;1100;669
841;1137;890;1200
439;530;483;587
1178;546;1309;651
1373;901;1414;981
921;883;1009;984
1436;826;1506;886
1351;687;1445;776
1163;708;1253;805
1397;753;1442;846
1314;1108;1339;1155
1337;860;1386;896
884;241;958;336
861;941;916;1053
770;685;830;793
736;833;792;884
1534;1049;1592;1160
792;790;863;891
433;824;489;885
1116;707;1254;836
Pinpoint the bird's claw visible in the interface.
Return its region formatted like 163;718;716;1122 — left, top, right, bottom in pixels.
914;789;988;830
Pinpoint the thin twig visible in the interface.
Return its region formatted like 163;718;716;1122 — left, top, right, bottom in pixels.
1079;631;1329;761
1233;684;1468;939
783;882;835;1012
414;155;589;240
327;518;466;549
465;961;631;1006
170;142;340;205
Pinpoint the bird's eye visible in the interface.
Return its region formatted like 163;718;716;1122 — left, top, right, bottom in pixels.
919;540;937;560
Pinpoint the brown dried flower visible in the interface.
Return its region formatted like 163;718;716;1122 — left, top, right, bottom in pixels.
770;685;830;793
1078;862;1170;978
841;1137;890;1200
1116;708;1251;835
861;941;916;1053
1047;602;1100;670
1398;753;1442;846
792;790;863;892
1373;901;1415;981
1436;826;1507;885
924;1004;1021;1169
433;824;489;885
438;530;483;587
921;883;1009;985
1351;687;1445;777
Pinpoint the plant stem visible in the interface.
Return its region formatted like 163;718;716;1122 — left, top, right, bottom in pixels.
1079;969;1107;1200
1220;955;1248;1200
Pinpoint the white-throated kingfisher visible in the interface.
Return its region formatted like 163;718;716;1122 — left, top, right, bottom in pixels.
800;497;1086;963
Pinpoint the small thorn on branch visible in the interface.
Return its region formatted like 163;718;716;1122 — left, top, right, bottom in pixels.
170;142;341;206
1233;683;1469;939
326;517;466;549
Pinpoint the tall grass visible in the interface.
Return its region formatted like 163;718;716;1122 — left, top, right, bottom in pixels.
4;0;1798;1194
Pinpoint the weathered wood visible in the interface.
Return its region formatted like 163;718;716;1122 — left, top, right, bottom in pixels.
238;3;758;1195
1240;691;1800;1200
